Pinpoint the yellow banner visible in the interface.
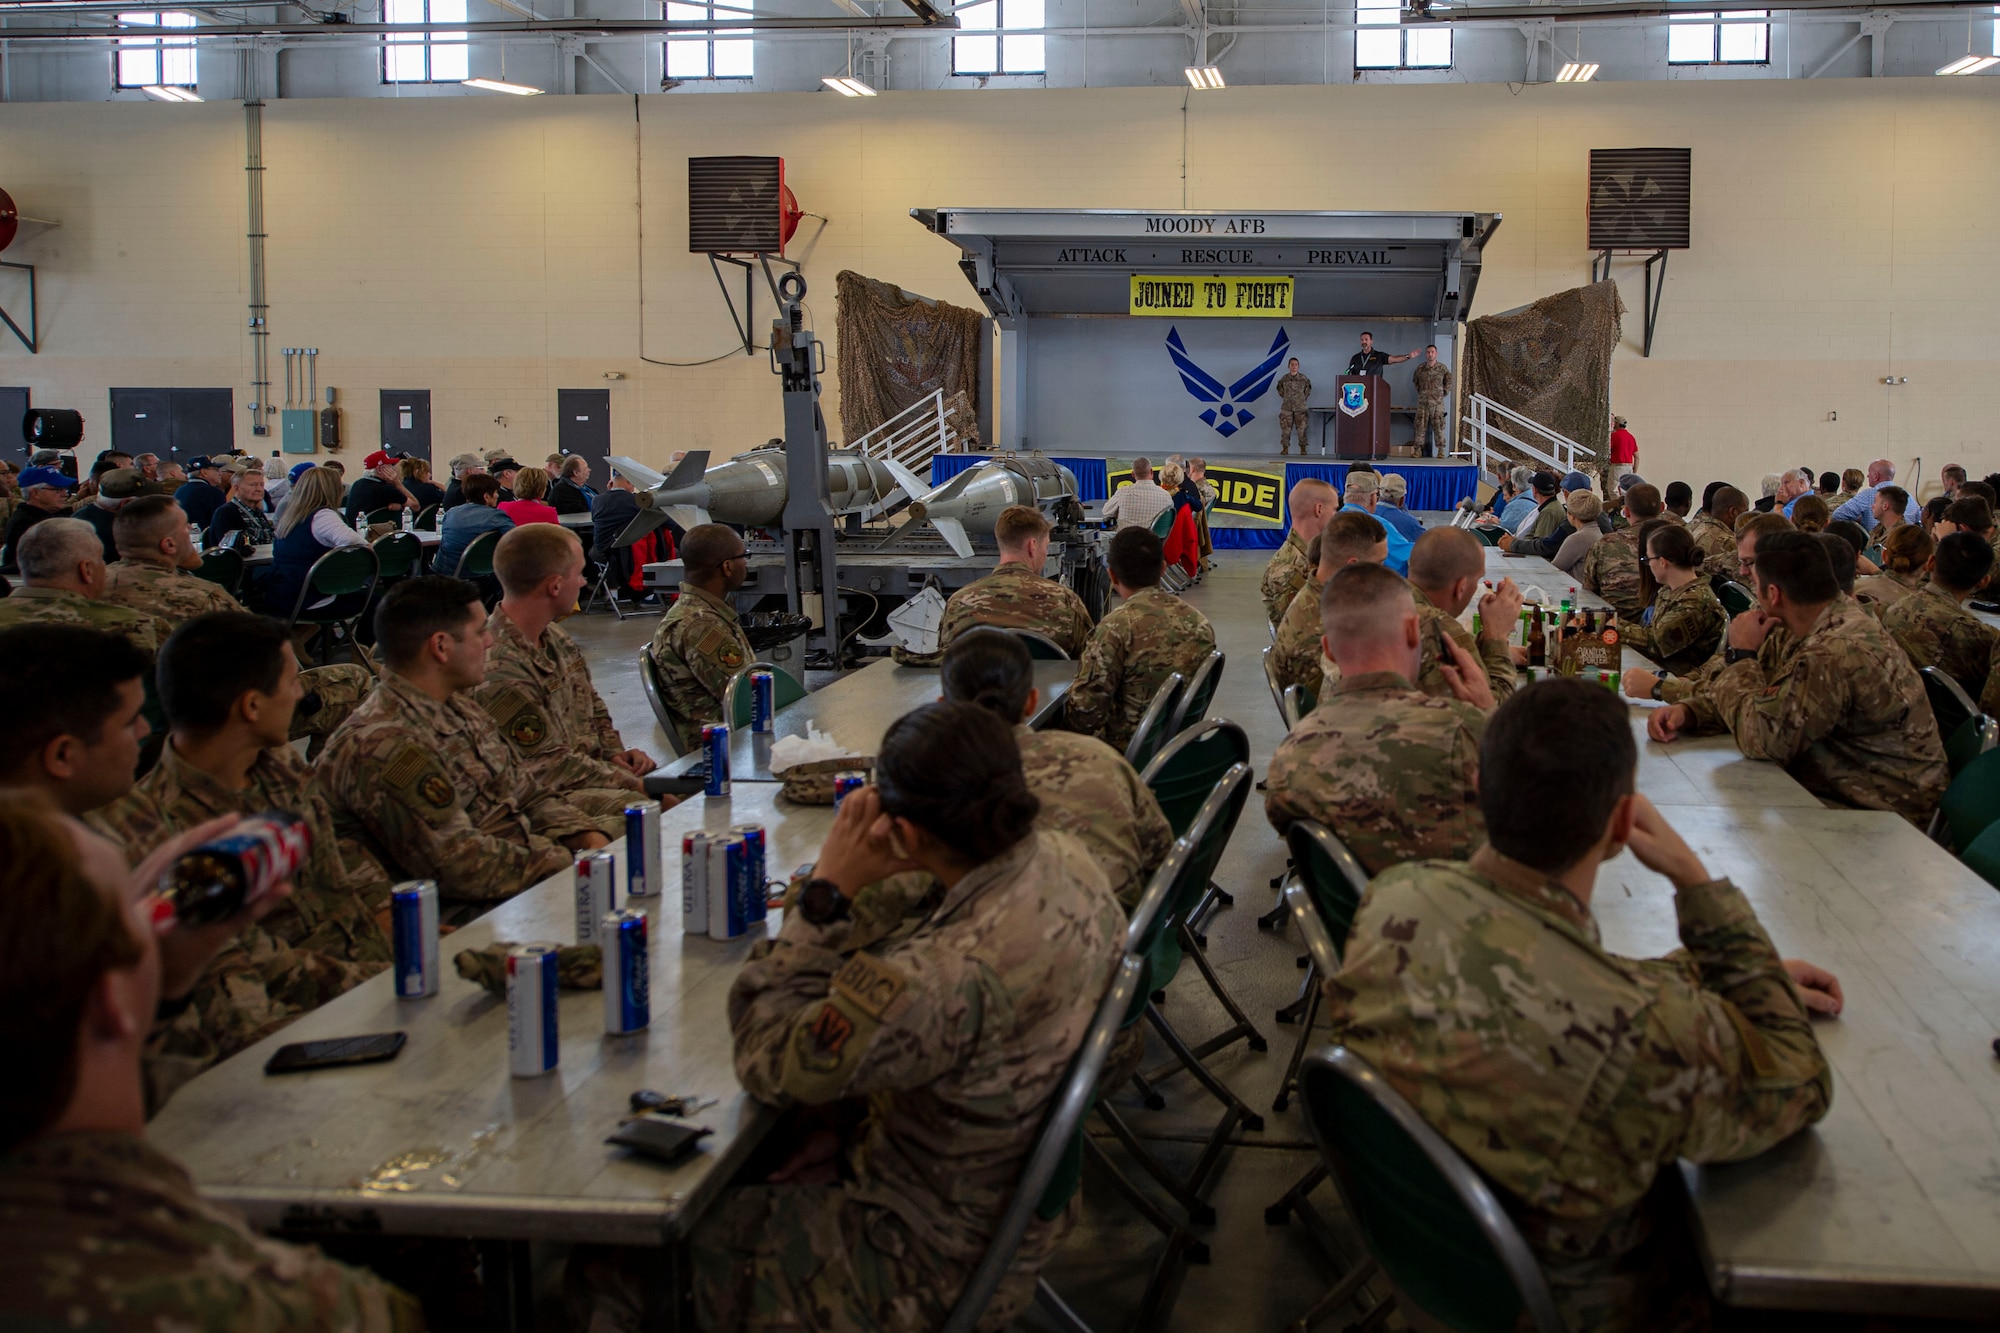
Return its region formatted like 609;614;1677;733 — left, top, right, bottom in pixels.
1129;275;1294;318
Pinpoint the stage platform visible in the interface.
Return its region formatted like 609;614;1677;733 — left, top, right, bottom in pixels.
929;451;1483;550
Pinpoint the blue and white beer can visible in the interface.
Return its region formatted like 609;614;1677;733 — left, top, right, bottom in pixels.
390;879;439;999
707;835;749;939
833;773;864;808
704;724;732;797
575;851;617;947
749;670;775;733
682;830;709;936
624;800;661;897
730;823;767;923
602;909;651;1034
506;943;560;1077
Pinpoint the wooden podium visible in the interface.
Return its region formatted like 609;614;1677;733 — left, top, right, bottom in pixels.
1334;375;1392;460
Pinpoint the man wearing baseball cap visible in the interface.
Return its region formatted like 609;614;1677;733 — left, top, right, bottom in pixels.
2;465;78;573
172;457;228;531
74;468;171;562
343;449;414;527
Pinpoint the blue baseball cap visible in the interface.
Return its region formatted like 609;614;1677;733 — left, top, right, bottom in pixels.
18;465;76;491
1561;470;1593;493
289;461;316;482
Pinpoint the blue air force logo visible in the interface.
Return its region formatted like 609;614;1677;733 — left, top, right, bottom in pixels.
1166;326;1291;438
1339;381;1367;417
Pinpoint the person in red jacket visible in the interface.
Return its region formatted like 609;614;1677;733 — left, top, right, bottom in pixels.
1602;415;1638;497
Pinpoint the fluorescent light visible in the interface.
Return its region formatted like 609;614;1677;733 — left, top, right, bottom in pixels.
1183;64;1224;88
820;75;877;95
461;77;543;95
1936;54;2000;74
1555;61;1599;81
142;84;202;101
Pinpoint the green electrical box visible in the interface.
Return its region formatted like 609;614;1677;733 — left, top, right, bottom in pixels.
281;409;317;454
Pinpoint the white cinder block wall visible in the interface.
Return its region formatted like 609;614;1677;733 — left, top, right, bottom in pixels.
0;78;1994;490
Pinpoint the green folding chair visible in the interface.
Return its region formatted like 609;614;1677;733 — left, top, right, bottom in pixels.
1006;627;1071;660
1167;649;1225;735
1472;524;1503;547
1122;671;1185;772
1151;718;1254;947
452;528;503;579
1271;820;1372;1113
1716;579;1757;617
724;660;808;729
370;530;423;581
1299;1046;1564;1333
1934;745;2000;851
193;548;245;598
1944;713;1999;779
1149;505;1177;539
638;644;687;758
414;503;441;532
282;545;380;666
1957;820;2000;892
364;506;404;528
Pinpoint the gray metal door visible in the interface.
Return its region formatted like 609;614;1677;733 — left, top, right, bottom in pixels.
0;388;28;460
109;388;173;458
556;389;611;484
110;387;233;461
379;390;432;463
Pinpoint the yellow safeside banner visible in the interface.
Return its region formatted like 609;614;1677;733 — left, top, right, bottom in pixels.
1129;275;1294;318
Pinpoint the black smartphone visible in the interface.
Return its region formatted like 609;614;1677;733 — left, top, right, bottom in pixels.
606;1116;713;1166
1432;623;1457;665
264;1032;407;1075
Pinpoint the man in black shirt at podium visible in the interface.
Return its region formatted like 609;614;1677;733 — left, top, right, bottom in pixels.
1347;331;1418;377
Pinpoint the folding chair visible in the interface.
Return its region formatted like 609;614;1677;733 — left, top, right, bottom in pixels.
451;528;503;579
364;506;404;528
370;530;423;581
1922;666;1977;746
1159;718;1252;946
581;520;654;619
638;644;687;758
1271;821;1370;1114
724;660;808;729
283;545;380;666
1944;713;2000;779
1958;819;2000;892
1299;1046;1565;1333
193;547;245;598
1007;627;1072;660
1123;672;1185;772
940;955;1145;1333
1262;645;1288;724
1168;649;1224;736
1149;506;1177;539
1282;684;1313;728
413;503;440;532
1933;745;2000;851
1471;525;1503;547
1715;579;1757;617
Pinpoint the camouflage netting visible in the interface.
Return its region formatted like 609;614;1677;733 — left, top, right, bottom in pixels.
1461;279;1626;466
835;270;983;447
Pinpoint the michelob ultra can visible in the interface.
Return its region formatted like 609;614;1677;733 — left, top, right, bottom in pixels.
707;835;750;940
624;800;661;898
682;831;709;936
749;669;775;733
602;910;651;1035
704;724;732;797
833;773;864;808
730;823;767;922
506;944;560;1077
575;851;616;947
390;879;439;999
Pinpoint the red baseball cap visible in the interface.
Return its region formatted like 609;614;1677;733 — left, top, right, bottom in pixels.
363;449;404;468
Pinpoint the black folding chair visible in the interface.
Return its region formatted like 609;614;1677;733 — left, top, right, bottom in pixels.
1156;720;1253;949
638;644;687;758
1007;627;1072;660
452;528;503;580
1271;820;1371;1114
193;547;245;598
1167;649;1224;735
1123;672;1186;772
283;545;380;666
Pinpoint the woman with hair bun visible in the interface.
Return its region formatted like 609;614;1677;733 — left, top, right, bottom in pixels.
942;628;1172;911
685;699;1124;1332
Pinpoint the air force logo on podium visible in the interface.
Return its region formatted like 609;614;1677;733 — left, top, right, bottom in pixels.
1166;325;1290;439
1339;381;1368;417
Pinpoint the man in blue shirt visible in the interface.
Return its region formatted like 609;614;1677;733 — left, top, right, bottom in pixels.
1832;459;1921;527
172;457;228;530
1375;472;1426;545
1341;469;1412;575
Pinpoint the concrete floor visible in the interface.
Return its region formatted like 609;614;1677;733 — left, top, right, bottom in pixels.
563;551;1388;1332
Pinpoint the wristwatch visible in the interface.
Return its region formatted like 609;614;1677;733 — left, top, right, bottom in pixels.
1650;677;1666;702
798;877;852;926
1724;646;1757;665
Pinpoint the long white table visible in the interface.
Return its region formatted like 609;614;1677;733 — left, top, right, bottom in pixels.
1482;546;1612;612
149;785;833;1250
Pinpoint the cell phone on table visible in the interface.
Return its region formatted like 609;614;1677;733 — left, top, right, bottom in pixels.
264;1031;407;1075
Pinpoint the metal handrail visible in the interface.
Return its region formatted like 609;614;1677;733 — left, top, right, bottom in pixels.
1456;393;1595;480
850;387;970;472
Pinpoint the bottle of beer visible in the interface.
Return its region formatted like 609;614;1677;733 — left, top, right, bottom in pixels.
1527;608;1547;669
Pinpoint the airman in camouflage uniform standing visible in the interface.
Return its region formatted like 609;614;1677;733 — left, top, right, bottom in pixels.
1262;478;1337;625
479;599;650;819
1409;344;1451;458
1325;681;1834;1333
1275;358;1312;455
893;507;1094;667
1877;532;2000;716
648;522;754;751
687;752;1123;1333
1065;529;1215;753
1654;533;1947;826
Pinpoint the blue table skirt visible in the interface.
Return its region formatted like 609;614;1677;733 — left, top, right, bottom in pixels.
925;454;1475;551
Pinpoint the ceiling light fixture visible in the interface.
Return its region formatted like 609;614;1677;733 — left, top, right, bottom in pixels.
1936;54;1999;75
461;77;543;95
1183;65;1225;88
142;84;202;102
821;75;878;95
1555;61;1598;81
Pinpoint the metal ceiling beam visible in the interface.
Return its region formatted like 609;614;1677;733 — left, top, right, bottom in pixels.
0;11;949;35
1412;0;1987;20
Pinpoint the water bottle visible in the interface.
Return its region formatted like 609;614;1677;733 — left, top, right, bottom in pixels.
190;524;204;554
401;506;414;533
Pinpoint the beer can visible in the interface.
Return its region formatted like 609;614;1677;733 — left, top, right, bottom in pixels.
575;851;617;947
391;879;440;999
730;823;768;922
506;944;560;1077
833;773;865;808
163;811;312;925
682;831;709;936
707;835;749;940
624;801;661;898
602;910;651;1035
1604;667;1622;694
704;724;732;798
749;669;775;734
